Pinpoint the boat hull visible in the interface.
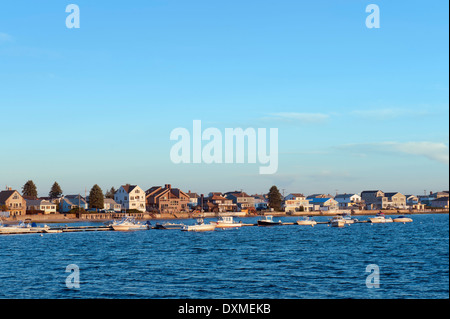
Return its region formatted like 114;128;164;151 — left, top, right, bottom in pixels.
111;225;148;231
155;223;185;230
369;217;393;223
257;221;282;226
331;220;345;227
296;220;317;226
214;223;242;229
393;218;413;223
184;224;216;232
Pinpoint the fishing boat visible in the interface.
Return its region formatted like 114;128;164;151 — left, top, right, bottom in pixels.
257;215;282;226
154;222;185;230
210;216;242;229
0;221;50;234
183;218;216;232
110;216;149;231
296;216;317;226
369;212;393;223
393;215;413;223
331;216;346;228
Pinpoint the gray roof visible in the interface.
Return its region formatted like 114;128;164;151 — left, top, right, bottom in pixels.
0;190;17;204
334;193;358;199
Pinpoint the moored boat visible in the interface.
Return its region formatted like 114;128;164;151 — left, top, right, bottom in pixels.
154;222;185;230
0;221;49;234
257;215;282;226
393;215;413;223
210;216;242;229
183;218;216;232
296;216;317;226
110;216;149;231
331;216;346;227
342;213;358;224
369;212;393;223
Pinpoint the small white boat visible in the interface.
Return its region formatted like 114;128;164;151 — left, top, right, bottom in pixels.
342;213;358;224
369;213;393;223
183;218;216;232
296;217;317;226
211;216;242;229
331;216;346;228
393;216;413;223
110;217;149;231
0;221;49;234
44;229;63;233
257;215;282;226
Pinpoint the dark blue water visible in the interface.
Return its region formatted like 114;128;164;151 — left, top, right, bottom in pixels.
0;214;448;299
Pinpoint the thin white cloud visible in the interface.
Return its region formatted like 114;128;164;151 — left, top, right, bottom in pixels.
337;141;449;164
263;112;330;124
351;108;430;120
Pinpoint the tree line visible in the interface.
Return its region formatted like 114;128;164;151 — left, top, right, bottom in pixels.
20;180;117;211
20;180;285;211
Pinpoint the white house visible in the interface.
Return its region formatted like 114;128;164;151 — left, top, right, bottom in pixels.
26;199;57;214
114;184;146;212
186;191;199;210
284;193;313;213
334;193;362;209
103;198;122;212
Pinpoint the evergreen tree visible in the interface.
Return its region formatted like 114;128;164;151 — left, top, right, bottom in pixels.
49;182;63;199
22;180;38;198
105;187;116;199
89;184;104;210
268;185;283;211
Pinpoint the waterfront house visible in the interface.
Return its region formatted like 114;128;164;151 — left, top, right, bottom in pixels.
0;189;26;217
283;193;313;213
26;199;57;214
103;198;122;212
209;194;237;212
224;191;255;211
186;191;199;210
430;197;449;209
308;197;338;211
115;184;146;212
334;193;362;209
145;184;190;213
361;190;387;210
384;192;407;209
406;195;425;210
418;191;449;206
60;195;88;213
361;190;406;210
253;194;269;211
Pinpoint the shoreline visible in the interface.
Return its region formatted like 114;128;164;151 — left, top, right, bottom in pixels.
2;210;448;224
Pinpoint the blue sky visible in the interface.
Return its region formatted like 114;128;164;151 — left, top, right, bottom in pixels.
0;0;448;197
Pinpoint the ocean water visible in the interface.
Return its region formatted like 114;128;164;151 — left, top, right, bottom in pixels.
0;214;448;299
